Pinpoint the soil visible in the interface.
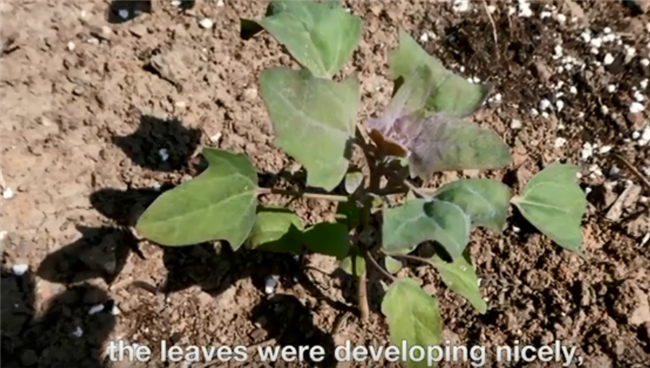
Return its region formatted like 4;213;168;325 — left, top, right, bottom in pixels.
2;1;650;368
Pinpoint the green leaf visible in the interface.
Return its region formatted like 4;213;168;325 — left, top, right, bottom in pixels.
136;148;257;249
434;179;511;232
382;199;470;260
260;67;359;191
385;256;402;274
242;0;362;78
339;253;365;277
335;201;361;229
248;207;304;254
388;29;489;117
344;171;364;194
407;113;512;178
381;278;442;368
303;222;350;259
431;253;487;314
513;163;587;257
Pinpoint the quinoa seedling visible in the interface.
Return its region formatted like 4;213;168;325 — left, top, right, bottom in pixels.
136;2;587;366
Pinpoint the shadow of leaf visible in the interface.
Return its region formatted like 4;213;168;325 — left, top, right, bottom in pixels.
2;266;115;367
37;225;138;285
111;114;202;172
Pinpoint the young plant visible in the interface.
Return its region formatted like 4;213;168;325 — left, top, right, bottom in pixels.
136;1;587;366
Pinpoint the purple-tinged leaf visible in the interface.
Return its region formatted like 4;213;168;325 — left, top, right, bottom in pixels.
406;113;511;179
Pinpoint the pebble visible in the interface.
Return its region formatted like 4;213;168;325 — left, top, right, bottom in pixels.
88;303;105;315
67;41;75;52
510;119;522;129
2;187;14;199
118;9;129;20
72;326;84;337
603;53;615;65
630;102;645;113
199;18;214;29
555;137;567;147
0;230;7;240
263;275;277;295
11;264;28;276
158;148;169;161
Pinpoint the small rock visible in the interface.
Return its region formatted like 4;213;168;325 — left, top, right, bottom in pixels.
199;18;214;29
11;263;28;276
88;303;105;315
129;24;147;38
72;326;84;337
510;119;523;129
117;9;129;19
2;187;14;199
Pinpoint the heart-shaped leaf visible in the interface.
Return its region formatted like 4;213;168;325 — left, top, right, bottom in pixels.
303;222;350;259
136;148;257;249
382;199;471;261
242;0;362;78
339;253;365;278
381;278;442;368
260;67;359;191
388;29;489;117
513;163;587;257
430;252;487;314
434;179;511;232
248;207;304;254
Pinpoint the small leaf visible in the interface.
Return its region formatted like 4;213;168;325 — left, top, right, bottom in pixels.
248;207;304;254
368;68;511;179
335;201;360;229
339;253;365;278
385;256;402;274
388;29;489;117
344;171;364;194
430;252;487;314
382;199;470;260
303;222;350;259
242;0;362;78
413;113;513;179
513;163;587;256
434;179;511;232
381;278;442;368
136;149;257;249
260;67;359;191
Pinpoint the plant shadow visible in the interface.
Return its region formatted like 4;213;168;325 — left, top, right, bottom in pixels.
1;266;116;367
106;0;196;24
88;186;358;315
250;294;337;367
106;0;152;23
36;225;141;286
111;114;202;173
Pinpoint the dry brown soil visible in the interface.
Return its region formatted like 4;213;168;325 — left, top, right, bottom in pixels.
2;1;650;368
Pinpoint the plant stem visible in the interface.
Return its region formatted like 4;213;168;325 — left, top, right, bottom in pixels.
358;270;369;323
383;251;432;265
256;188;348;202
365;251;397;282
